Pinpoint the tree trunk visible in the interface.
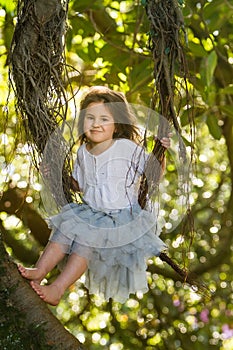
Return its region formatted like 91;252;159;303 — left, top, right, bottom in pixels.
0;233;86;350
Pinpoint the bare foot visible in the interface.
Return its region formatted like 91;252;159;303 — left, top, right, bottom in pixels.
30;281;63;306
18;264;45;283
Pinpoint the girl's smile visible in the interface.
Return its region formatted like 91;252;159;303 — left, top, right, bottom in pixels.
84;102;115;150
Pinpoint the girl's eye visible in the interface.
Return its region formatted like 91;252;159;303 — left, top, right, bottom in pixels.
86;115;94;120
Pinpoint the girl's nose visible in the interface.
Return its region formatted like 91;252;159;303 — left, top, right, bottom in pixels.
92;118;100;127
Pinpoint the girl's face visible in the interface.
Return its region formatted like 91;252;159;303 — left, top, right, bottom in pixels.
83;102;115;147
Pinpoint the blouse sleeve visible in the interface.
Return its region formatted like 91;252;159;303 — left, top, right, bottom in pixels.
72;155;79;181
72;145;84;180
72;145;85;192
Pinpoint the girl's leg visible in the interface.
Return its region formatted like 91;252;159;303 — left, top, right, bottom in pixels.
30;253;87;306
18;241;66;283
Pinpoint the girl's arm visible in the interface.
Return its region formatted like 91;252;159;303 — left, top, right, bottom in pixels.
70;176;80;192
160;136;171;177
161;157;166;174
39;161;81;193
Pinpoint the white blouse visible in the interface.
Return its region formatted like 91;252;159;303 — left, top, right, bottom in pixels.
72;139;147;211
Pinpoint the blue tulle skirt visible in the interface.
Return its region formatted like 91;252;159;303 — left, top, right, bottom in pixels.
48;202;166;303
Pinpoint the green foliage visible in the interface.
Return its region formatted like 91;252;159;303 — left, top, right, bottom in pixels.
206;114;222;140
1;0;233;349
0;0;16;12
202;51;218;88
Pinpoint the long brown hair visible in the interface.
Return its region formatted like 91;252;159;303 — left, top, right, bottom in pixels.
77;86;140;144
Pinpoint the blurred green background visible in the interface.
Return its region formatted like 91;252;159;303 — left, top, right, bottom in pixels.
0;0;233;349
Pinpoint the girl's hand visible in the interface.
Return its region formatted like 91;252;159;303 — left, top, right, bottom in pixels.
70;176;80;192
157;133;172;149
160;137;171;149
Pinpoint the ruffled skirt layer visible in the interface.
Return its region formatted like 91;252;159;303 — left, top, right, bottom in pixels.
48;202;166;303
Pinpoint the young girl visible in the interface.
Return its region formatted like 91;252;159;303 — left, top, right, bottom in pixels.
19;86;170;305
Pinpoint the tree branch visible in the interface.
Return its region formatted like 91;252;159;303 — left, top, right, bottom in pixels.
0;231;85;350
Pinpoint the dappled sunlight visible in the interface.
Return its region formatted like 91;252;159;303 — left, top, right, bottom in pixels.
1;0;233;348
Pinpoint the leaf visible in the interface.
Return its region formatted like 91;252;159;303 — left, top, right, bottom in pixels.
202;0;233;32
99;44;124;64
220;85;233;95
70;0;101;12
203;0;224;15
70;15;95;37
76;49;91;63
219;105;233;119
180;106;206;126
129;58;152;92
188;42;207;57
88;42;97;61
206;115;222;140
0;0;16;12
205;51;218;87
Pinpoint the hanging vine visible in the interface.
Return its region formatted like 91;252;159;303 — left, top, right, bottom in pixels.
139;0;210;296
139;0;189;207
9;0;75;206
